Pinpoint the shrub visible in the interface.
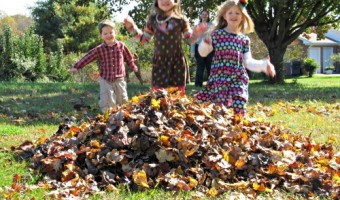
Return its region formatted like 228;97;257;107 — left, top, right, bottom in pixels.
325;66;335;71
0;25;20;81
303;58;319;77
46;40;70;82
0;25;47;81
12;28;47;81
62;52;98;83
330;53;340;64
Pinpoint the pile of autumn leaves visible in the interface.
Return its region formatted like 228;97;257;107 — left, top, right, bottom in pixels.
10;88;340;199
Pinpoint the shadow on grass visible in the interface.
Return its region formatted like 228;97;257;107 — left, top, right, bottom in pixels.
0;82;151;124
187;82;340;105
0;78;339;124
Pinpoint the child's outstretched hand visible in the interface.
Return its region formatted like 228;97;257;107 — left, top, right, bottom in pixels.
124;16;135;29
67;68;78;73
193;23;207;38
203;36;212;45
266;57;276;77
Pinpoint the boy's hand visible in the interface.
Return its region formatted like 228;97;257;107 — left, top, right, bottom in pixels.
67;68;78;73
266;57;276;77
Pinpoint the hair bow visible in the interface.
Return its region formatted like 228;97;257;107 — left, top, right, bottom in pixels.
239;0;248;8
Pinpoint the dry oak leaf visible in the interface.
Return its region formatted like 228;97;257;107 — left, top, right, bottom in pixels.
155;148;175;163
132;170;149;188
177;138;199;157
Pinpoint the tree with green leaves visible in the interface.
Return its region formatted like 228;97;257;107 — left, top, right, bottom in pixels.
31;0;64;52
32;0;110;53
247;0;339;83
104;0;339;84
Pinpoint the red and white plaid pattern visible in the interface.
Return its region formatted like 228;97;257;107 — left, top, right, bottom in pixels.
74;41;137;82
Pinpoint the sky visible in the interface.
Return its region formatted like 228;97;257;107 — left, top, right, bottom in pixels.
0;0;36;16
0;0;135;21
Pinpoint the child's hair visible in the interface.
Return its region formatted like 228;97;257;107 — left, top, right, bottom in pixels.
199;9;210;23
98;19;116;34
213;0;254;34
151;0;183;18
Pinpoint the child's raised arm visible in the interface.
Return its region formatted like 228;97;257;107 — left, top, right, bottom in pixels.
123;16;145;44
243;54;276;77
187;23;208;45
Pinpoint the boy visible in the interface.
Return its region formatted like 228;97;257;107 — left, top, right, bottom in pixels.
68;19;138;113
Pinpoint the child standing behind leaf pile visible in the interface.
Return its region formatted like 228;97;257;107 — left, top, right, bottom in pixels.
124;0;206;95
68;19;138;113
194;0;276;116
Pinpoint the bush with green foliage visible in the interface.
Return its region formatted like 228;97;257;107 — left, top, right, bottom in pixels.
12;28;47;81
0;25;19;80
0;25;47;81
46;40;70;82
330;53;340;65
303;58;319;77
325;66;335;71
62;52;98;83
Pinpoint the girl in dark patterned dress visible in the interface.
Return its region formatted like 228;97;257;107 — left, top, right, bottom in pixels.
195;0;276;116
124;0;206;95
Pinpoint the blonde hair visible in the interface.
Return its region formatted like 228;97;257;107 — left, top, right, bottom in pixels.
213;0;254;34
98;19;115;34
150;0;184;18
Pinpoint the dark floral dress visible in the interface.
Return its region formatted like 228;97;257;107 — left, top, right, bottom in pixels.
144;15;191;88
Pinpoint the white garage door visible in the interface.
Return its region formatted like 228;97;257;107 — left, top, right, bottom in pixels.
308;47;321;73
323;47;333;72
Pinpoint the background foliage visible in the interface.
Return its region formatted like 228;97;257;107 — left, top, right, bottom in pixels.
0;0;339;83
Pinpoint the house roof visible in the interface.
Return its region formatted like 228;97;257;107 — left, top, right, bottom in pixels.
298;28;340;46
326;29;340;42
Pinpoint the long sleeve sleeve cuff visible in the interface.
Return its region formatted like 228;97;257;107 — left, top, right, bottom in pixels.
243;52;267;73
128;25;142;39
129;62;138;71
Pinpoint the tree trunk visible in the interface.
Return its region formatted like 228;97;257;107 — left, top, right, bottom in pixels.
268;46;286;84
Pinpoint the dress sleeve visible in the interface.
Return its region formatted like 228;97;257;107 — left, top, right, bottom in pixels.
198;30;214;57
198;37;213;57
182;17;192;39
243;38;267;73
141;16;155;44
243;52;267;73
126;16;154;45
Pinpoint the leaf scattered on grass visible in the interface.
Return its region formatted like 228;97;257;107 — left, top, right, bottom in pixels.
4;88;339;199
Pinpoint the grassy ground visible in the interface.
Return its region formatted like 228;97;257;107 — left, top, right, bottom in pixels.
0;75;339;199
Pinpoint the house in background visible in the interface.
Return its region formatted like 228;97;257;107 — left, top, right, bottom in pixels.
298;28;340;74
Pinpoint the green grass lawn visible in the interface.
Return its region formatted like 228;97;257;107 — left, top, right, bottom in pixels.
0;75;339;199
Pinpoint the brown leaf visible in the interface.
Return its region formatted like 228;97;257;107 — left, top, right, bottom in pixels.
177;138;199;157
155;148;175;163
